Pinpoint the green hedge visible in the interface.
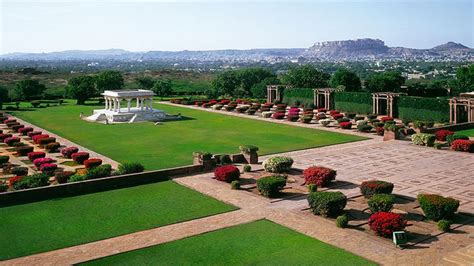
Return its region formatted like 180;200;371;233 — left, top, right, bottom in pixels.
334;92;372;114
398;96;449;123
281;88;314;107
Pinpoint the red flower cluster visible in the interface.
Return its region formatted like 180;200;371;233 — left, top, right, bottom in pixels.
339;121;352;129
368;212;406;238
0;133;13;141
61;146;79;158
220;99;231;105
329;110;340;116
375;126;385;136
32;134;49;144
33;157;53;167
84;158;103;169
435;129;454;141
317;108;327;113
213;165;240;182
71;152;90;164
27;131;42;138
332;113;344;120
303;166;337;187
380;116;394;122
8;176;23;188
3;137;20;146
451;139;474;153
27;151;46;161
272;112;285;119
18;127;33;135
40;163;58;172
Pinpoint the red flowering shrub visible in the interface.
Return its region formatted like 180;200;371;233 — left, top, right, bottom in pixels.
27;151;46;161
84;158;103;169
368;212;406;237
8;176;23;188
272;112;285;119
380;116;394;122
45;142;61;152
317;108;327;113
287;114;299;122
213;165;240;182
360;180;394;198
11;124;25;132
303;166;337;187
4;137;20;146
375;126;385;136
339;121;352;129
71;152;90;164
451;139;474;153
61;146;79;158
40;163;57;172
316;113;327;120
220;99;231;105
33;157;53;167
18;127;33;135
6;122;20;128
435;129;454;141
0;133;13;141
32;134;49;144
3;119;16;124
38;137;56;146
16;145;34;156
27;131;42;138
332;113;344;120
329;110;340;116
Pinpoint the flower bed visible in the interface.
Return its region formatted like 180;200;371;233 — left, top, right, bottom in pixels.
360;180;394;198
61;146;79;158
368;212;406;238
435;129;454;141
303;166;337;187
213;165;240;182
71;152;90;164
451;139;474;153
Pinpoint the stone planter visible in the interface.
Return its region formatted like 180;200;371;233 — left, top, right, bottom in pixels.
383;130;401;141
193;152;215;171
239;145;259;164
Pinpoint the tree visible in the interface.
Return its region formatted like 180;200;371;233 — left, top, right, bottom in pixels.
281;65;330;88
237;68;276;96
95;71;124;91
153;79;173;99
67;75;97;105
0;86;9;110
135;76;155;89
210;71;239;97
365;72;405;93
329;68;361;91
250;76;280;98
12;79;46;101
450;64;474;95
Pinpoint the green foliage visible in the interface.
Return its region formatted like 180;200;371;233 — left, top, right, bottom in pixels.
0;86;9;109
256;175;287;198
262;156;294;173
0;155;9;164
86;164;112;179
135;76;155;89
95;71;124;91
239;145;259;153
281;65;330;88
365;71;405;93
451;64;474;95
118;162;145;175
368;194;395;213
282;88;314;107
67;75;97;105
411;133;436;147
211;68;276;98
68;174;87;182
308;183;318;193
446;134;469;145
230;180;241;190
336;214;349;228
437;219;452;232
13;173;49;190
12;79;46;101
330;68;361;92
219;154;232;164
250;76;280;98
417;194;460;221
243;164;252;172
334;91;372;114
398;96;449;123
307;191;347;217
153;79;173;99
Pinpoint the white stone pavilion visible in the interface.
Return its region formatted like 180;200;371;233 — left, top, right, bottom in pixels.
85;90;178;123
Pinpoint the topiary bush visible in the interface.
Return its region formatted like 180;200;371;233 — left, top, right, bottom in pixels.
219;154;232;165
256;175;287;198
84;158;103;169
446;134;469;145
357;124;373;132
117;162;144;175
55;171;75;184
451;139;474;153
38;137;56;146
243;164;252;172
411;133;436;147
12;166;28;176
16;145;34;156
71;152;90;164
360;180;394;198
61;146;79;158
303;166;337;187
32;134;49;144
307;191;347;217
86;164;112;179
437;219;452;232
336;214;349;228
368;212;406;238
0;155;10;164
262;156;294;173
368;194;395;213
214;165;240;182
4;137;20;146
0;133;13;142
435;129;454;141
27;151;46;161
18;127;33;136
33;157;53;168
339;121;352;129
417;194;460;221
45;142;61;152
230;180;241;190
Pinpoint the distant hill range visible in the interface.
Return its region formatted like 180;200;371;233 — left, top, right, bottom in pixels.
1;38;473;62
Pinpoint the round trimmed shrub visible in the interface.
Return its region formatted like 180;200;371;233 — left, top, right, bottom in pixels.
4;137;20;146
451;139;474;153
308;184;317;193
27;151;46;161
16;145;34;156
219;154;232;165
86;164;112;179
84;158;103;169
117;162;144;175
0;133;13;142
262;156;293;173
40;163;57;172
33;157;53;167
368;212;406;238
214;165;240;182
18;127;33;135
0;155;10;164
368;194;395;213
339;121;352;129
11;124;25;132
38;137;56;146
243;164;252;172
55;171;75;184
437;219;452;232
32;134;49;144
303;166;337;187
12;166;28;176
417;194;459;221
46;142;61;152
230;180;241;190
256;175;287;198
435;129;454;141
360;180;394;198
71;152;90;164
307;191;347;217
27;131;42;138
61;146;79;158
336;214;349;228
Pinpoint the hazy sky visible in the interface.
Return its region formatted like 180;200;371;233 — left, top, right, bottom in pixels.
1;0;472;54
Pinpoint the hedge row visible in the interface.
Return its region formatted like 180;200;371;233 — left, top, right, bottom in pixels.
334;92;372;114
281;88;314;107
398;96;449;123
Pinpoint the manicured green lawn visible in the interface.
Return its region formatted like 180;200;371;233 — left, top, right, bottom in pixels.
0;180;236;260
83;219;374;265
457;128;474;137
11;101;366;170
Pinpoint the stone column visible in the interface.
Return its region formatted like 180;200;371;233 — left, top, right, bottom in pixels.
117;98;121;113
140;98;144;111
104;97;108;110
372;94;376;114
449;100;453;124
149;98;153;110
127;99;131;112
136;98;140;108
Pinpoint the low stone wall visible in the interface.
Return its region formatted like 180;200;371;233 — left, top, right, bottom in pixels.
425;122;474;133
0;164;203;207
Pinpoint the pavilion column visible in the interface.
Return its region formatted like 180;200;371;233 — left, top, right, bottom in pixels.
454;102;457;124
372;95;376;114
136;98;140;108
149;98;153;109
127;99;131;112
104;97;108;110
449;101;453;124
117;98;121;113
140;98;144;111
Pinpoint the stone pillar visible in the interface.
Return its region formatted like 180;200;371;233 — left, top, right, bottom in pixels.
140;98;144;111
136;98;140;108
454;102;457;124
117;98;121;113
104;97;108;110
449;100;453;124
127;99;131;112
372;94;376;114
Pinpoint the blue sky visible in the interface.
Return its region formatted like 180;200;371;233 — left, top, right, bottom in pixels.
1;0;472;54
